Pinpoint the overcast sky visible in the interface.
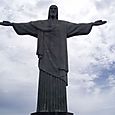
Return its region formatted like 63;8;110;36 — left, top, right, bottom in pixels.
0;0;115;115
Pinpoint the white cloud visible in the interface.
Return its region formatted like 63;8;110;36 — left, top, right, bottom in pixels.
107;75;115;87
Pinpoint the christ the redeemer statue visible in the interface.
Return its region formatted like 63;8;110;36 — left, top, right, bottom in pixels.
0;5;106;115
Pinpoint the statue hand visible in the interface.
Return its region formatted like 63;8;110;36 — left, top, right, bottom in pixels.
93;20;107;26
0;21;12;26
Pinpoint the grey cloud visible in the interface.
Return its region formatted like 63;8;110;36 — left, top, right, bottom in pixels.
95;0;115;10
36;0;53;9
0;79;37;115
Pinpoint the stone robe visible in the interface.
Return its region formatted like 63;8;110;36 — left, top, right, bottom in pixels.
12;20;93;112
13;20;93;85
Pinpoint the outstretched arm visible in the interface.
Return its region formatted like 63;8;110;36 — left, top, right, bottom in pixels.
0;21;13;26
66;20;107;38
0;21;38;38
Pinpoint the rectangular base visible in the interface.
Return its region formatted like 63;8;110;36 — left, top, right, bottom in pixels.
31;112;73;115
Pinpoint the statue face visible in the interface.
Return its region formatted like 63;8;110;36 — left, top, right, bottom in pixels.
48;5;58;19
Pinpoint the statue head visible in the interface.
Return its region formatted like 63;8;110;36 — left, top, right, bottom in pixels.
48;5;58;19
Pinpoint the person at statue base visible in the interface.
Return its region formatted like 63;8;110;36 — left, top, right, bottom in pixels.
0;5;107;115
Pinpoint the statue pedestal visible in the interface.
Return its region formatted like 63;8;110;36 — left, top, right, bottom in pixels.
31;112;73;115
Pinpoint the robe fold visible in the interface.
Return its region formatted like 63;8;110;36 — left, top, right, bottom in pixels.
12;20;93;112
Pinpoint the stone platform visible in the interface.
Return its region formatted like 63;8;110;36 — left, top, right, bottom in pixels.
31;112;73;115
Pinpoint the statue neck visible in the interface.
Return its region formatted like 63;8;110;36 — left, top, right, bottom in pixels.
48;17;58;23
